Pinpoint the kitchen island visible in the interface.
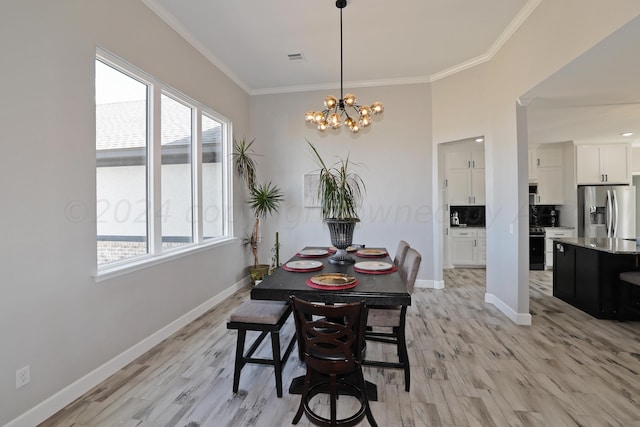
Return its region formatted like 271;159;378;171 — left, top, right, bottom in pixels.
553;237;640;319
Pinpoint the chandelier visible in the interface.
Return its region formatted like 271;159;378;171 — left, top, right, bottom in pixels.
304;0;384;133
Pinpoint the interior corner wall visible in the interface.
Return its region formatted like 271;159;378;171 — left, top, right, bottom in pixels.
249;83;434;281
0;1;250;425
432;0;640;322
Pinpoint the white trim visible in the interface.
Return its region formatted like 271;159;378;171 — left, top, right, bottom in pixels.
414;279;444;289
484;292;532;325
140;0;250;94
142;0;542;95
4;277;250;427
95;238;236;282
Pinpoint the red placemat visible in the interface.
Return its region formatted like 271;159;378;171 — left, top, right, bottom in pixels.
353;265;398;275
306;278;359;290
283;265;324;273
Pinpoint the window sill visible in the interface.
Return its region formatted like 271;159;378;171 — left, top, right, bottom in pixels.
94;237;237;283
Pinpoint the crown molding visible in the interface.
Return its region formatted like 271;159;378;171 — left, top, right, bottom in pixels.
143;0;542;95
140;0;251;94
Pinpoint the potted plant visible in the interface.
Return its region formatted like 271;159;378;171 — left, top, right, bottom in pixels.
233;138;284;282
308;140;365;264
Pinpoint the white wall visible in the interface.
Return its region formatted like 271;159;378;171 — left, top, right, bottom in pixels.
432;0;640;323
0;1;250;425
250;84;435;280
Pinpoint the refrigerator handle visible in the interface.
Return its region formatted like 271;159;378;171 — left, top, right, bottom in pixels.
612;190;619;238
606;189;613;237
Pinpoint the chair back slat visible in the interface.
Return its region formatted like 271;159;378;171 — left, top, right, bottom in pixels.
291;297;366;372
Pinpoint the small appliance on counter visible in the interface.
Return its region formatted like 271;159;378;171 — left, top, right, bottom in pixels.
450;206;486;227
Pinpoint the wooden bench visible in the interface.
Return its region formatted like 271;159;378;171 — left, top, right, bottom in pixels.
227;300;296;397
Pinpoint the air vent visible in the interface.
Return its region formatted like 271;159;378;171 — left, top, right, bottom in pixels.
287;53;306;62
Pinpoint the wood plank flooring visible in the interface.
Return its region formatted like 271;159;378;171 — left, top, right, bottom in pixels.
40;269;640;426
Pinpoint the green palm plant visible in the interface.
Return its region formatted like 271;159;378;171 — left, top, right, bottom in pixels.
247;182;284;268
308;140;365;220
233;138;284;276
232;137;257;191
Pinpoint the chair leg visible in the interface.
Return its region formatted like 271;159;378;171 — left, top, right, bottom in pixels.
398;327;410;392
292;368;312;424
232;329;247;394
357;367;378;427
329;374;338;424
270;330;283;398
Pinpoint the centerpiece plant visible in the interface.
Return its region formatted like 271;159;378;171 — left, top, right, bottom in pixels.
308;140;365;264
233;138;284;282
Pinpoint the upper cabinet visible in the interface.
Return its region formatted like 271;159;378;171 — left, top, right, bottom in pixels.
575;143;631;185
445;150;485;205
530;145;564;205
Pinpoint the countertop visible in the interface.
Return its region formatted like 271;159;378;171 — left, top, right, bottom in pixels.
543;226;575;230
553;237;640;254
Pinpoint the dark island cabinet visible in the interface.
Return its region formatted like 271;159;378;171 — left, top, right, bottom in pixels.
553;242;575;300
553;241;638;319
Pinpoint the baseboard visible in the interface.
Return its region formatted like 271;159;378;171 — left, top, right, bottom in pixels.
5;277;250;427
484;292;532;325
415;279;445;289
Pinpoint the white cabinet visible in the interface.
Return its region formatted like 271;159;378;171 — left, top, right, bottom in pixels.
544;228;576;269
445;151;485;205
449;228;486;267
576;143;631;185
530;145;564;205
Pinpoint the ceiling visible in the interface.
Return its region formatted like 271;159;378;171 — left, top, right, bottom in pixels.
143;0;530;93
522;15;640;146
142;0;640;146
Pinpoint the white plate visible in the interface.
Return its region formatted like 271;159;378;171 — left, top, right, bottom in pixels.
299;249;329;256
354;261;393;271
285;260;323;270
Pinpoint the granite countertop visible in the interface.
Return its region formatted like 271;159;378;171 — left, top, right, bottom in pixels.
553;237;640;254
543;226;575;230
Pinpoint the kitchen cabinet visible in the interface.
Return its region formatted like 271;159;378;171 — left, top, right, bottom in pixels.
530;145;564;205
445;151;485;205
553;240;638;319
576;143;631;185
544;228;575;269
449;228;485;266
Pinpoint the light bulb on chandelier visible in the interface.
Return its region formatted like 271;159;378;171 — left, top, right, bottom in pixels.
304;0;384;134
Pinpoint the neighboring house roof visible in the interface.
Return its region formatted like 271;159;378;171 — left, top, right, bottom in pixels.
96;100;222;151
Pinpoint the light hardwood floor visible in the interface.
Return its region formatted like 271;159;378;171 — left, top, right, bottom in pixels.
40;269;640;427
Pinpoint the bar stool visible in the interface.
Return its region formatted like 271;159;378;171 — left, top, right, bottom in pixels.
619;272;640;320
226;299;296;397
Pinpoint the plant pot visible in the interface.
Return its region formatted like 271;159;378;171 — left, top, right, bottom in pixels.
325;218;359;265
247;264;270;284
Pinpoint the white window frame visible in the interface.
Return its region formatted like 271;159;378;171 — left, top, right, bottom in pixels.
95;48;233;281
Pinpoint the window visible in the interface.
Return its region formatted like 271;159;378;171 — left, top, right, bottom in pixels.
96;50;231;272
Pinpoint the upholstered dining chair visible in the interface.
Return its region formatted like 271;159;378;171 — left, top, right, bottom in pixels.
363;247;422;392
393;240;410;276
290;296;377;427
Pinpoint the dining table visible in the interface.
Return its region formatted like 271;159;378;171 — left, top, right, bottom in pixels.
250;245;411;400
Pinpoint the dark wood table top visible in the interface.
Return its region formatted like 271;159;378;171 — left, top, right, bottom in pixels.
251;247;411;306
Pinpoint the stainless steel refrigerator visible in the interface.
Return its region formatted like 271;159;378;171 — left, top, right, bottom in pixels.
578;185;636;239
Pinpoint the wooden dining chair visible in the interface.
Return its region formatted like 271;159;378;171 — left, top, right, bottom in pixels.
363;247;421;392
290;296;377;427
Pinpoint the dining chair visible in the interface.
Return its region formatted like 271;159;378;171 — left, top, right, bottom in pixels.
363;247;422;392
290;296;377;427
226;299;296;397
393;240;410;273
